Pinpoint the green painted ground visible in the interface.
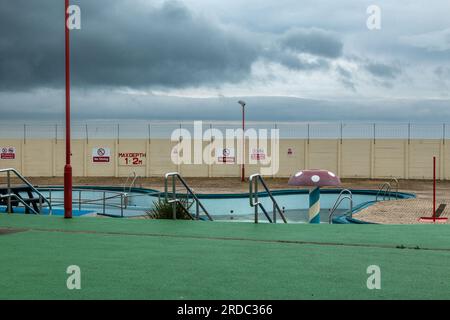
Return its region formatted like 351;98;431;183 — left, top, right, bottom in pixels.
0;214;449;300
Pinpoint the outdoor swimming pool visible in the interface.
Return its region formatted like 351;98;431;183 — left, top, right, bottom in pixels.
0;187;415;224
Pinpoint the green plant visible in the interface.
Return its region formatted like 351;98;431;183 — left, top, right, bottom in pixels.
146;197;193;220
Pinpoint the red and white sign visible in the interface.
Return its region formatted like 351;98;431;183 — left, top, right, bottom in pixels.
250;148;266;161
217;148;235;164
92;147;111;163
287;147;294;156
0;147;16;160
118;152;146;166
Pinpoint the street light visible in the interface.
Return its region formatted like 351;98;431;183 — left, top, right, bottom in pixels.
238;100;246;182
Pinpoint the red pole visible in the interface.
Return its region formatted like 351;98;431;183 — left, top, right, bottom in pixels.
64;0;73;219
241;105;245;182
433;156;436;223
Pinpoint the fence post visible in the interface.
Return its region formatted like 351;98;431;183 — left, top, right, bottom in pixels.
209;123;213;178
408;123;411;145
7;171;11;214
146;123;151;178
370;123;376;178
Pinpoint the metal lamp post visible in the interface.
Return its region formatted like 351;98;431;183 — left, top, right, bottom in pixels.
238;100;246;182
64;0;73;219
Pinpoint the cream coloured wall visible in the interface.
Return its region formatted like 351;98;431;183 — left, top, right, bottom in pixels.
0;138;444;179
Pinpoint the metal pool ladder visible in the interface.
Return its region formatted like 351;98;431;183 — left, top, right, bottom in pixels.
249;174;287;224
123;171;142;192
0;168;52;215
164;172;213;221
328;189;353;224
376;178;399;201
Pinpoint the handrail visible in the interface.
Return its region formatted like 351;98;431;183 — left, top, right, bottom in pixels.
388;178;399;199
376;182;391;201
328;190;353;224
0;194;40;215
38;187;130;217
123;171;139;193
0;168;52;215
164;172;212;221
249;174;287;224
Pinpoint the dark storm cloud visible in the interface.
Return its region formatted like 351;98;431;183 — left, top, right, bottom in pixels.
0;0;259;91
280;28;343;59
0;1;348;92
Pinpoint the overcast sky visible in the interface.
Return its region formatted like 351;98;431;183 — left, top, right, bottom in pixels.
0;0;449;122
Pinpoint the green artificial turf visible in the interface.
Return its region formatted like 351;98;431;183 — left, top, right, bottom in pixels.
0;214;449;300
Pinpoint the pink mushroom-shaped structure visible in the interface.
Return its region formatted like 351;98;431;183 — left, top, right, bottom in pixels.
288;169;341;223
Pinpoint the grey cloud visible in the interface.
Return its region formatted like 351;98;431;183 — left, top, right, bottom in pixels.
262;48;330;71
365;62;401;80
280;28;343;59
336;66;356;91
435;66;450;79
2;89;450;123
401;28;450;52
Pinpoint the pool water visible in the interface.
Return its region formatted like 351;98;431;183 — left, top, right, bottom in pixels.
0;187;414;224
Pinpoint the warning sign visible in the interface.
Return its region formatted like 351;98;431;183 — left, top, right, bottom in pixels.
118;152;146;166
217;148;235;164
0;147;16;160
250;148;266;161
287;147;294;156
92;147;111;163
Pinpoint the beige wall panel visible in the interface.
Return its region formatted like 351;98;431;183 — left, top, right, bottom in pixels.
341;140;371;178
149;139;177;176
409;140;440;179
307;140;338;172
277;139;305;177
23;140;53;177
180;140;209;177
443;142;450;180
374;140;405;178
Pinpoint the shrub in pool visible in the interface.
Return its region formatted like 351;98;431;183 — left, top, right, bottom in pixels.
146;197;193;220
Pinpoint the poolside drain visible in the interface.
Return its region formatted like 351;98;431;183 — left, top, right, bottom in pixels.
0;228;27;236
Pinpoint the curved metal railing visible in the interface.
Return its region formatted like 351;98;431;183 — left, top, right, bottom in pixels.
328;189;353;224
123;171;141;193
388;178;399;199
164;172;212;221
249;174;287;224
0;168;52;215
376;182;392;201
0;193;40;215
37;187;129;217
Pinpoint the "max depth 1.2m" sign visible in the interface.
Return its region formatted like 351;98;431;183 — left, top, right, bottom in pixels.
118;152;147;166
